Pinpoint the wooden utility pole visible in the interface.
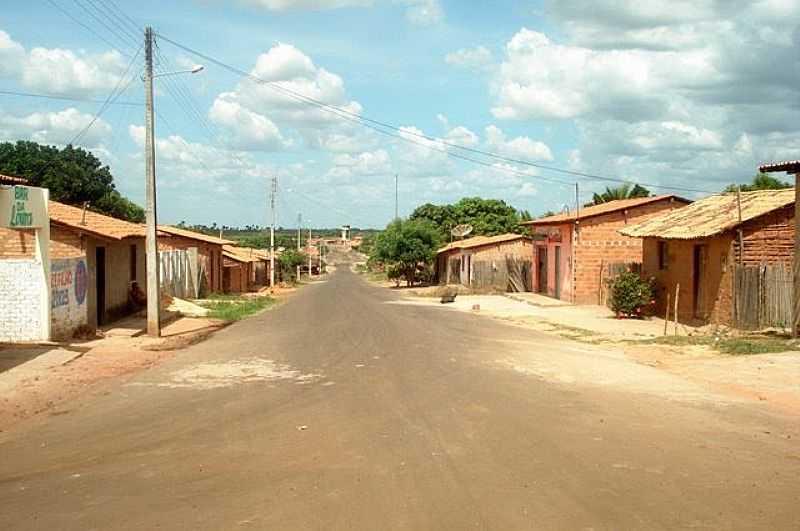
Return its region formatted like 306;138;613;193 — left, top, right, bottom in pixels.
794;171;799;337
144;26;161;337
296;212;302;281
269;177;276;289
307;223;312;278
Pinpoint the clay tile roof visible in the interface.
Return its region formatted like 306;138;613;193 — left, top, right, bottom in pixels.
437;233;529;254
223;245;264;263
759;160;800;174
49;201;146;240
521;195;690;226
0;174;29;185
159;225;234;245
619;189;795;240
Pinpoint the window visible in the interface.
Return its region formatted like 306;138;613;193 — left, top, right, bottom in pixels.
658;241;668;271
130;244;137;281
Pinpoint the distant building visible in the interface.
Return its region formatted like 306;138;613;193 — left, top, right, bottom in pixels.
522;195;690;304
435;234;534;292
158;226;233;295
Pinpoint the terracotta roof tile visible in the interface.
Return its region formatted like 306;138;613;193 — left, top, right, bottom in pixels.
159;225;234;245
0;174;29;185
223;245;265;263
759;160;800;173
49;201;146;240
437;233;529;254
521;195;690;226
620;189;795;239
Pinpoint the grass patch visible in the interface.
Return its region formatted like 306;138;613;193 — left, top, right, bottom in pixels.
639;334;799;355
201;296;275;321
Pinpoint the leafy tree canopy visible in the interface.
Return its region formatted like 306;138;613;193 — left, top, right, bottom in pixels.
587;184;650;206
0;140;144;222
409;197;527;240
725;173;791;193
371;219;441;286
278;249;307;282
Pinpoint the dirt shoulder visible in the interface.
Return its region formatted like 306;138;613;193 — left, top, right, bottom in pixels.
0;288;301;433
391;291;800;417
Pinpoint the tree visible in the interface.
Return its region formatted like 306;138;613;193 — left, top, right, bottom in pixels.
725;173;791;192
588;184;650;206
371;219;441;286
0;140;144;222
278;249;307;282
409;197;525;241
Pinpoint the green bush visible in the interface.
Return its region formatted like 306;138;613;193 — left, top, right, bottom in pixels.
608;272;654;318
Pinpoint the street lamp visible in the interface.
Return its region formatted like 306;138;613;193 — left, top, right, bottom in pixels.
143;26;204;337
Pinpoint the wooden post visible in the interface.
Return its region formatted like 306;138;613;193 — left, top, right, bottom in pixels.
737;185;744;265
674;283;680;336
794;173;800;338
664;292;670;336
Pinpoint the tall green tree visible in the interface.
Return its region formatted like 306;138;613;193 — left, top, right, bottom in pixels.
409;197;525;241
725;173;791;192
371;219;441;286
587;184;650;206
0;141;144;222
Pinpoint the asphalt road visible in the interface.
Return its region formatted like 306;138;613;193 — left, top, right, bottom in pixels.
1;268;799;530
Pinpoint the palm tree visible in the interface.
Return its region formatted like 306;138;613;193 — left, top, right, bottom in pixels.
587;184;650;206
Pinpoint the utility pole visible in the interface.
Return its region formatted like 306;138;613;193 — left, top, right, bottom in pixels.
296;212;302;281
144;26;161;337
395;174;399;220
307;222;312;278
269;177;277;289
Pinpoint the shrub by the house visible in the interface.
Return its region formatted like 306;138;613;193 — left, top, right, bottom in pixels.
608;271;655;318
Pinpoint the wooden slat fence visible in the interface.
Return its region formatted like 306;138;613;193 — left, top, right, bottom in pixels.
470;257;532;292
159;248;201;299
733;264;792;330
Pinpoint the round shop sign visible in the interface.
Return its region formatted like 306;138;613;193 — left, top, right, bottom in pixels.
74;260;87;305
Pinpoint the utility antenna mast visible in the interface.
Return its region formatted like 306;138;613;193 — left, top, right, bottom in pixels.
269;177;277;289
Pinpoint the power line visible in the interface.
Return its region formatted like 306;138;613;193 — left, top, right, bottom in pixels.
45;0;133;57
0;89;142;106
154;32;715;195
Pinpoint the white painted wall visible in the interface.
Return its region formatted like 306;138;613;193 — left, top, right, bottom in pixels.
0;259;45;341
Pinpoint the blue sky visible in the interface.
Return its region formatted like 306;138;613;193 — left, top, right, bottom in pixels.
1;1;798;228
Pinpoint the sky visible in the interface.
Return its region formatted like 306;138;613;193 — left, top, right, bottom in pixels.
0;0;798;229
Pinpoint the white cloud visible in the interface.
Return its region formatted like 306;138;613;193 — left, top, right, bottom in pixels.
395;0;444;26
484;125;553;161
0;30;25;78
208;43;364;151
445;46;493;70
239;0;373;9
325;149;391;181
0;107;111;147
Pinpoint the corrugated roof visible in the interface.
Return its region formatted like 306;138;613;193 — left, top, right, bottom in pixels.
49;201;146;240
159;225;234;245
620;189;795;240
759;160;800;173
437;233;529;254
0;174;29;185
521;195;689;226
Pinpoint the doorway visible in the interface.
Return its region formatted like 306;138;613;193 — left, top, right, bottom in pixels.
537;247;548;294
95;247;106;326
692;244;707;318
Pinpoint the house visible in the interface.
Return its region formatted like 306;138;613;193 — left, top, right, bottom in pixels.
158;225;233;295
620;189;795;326
0;199;148;340
436;233;534;292
222;245;263;293
521;195;691;304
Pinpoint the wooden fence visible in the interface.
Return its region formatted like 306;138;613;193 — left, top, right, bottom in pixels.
733;264;792;330
159;248;201;299
471;257;532;292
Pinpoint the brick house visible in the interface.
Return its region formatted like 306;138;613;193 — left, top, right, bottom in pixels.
158;225;233;295
435;233;534;291
522;195;690;304
222;245;262;293
0;200;147;339
620;189;795;326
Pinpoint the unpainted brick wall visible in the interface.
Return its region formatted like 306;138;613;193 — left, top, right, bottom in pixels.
0;259;45;341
